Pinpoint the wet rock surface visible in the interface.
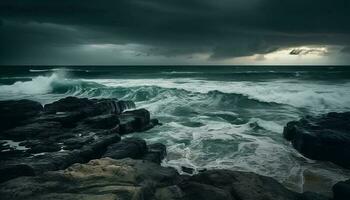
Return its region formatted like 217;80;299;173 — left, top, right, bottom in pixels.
283;112;350;169
0;97;159;182
333;179;350;200
103;137;167;165
181;169;299;200
0;99;43;131
103;137;148;159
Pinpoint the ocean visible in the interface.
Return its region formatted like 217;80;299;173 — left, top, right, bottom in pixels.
1;65;350;194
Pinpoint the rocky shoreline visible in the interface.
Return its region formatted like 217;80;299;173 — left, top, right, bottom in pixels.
0;97;349;200
283;112;350;169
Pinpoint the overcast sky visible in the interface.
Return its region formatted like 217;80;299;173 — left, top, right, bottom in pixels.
0;0;349;65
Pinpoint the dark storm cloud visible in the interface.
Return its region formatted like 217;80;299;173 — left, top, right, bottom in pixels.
0;0;349;64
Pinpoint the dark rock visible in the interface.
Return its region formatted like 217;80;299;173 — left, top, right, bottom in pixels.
118;109;159;134
283;112;350;168
27;143;61;154
103;137;147;159
41;97;135;129
118;109;150;133
198;168;207;173
0;130;121;181
143;143;167;164
25;134;121;174
2;121;64;141
103;138;167;164
0;149;30;161
283;121;300;141
44;96;95;114
155;185;184;200
0;99;43;131
35;112;86;128
179;181;233;200
333;179;350;200
44;96;135;116
151;118;161;126
0;164;35;183
298;192;330;200
93;98;135;115
181;166;195;174
115;100;136;113
0;97;158;183
82;114;120;129
189;170;298;200
78;134;121;160
62;137;94;150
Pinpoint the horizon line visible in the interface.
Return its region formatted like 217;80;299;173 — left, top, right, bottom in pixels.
1;64;350;67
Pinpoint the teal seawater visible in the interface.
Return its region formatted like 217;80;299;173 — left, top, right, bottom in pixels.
1;66;350;194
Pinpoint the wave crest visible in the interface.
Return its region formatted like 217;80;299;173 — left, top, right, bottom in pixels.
0;71;100;102
0;72;63;95
1;74;350;113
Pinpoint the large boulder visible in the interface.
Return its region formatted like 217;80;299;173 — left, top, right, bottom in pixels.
0;99;43;131
103;138;166;164
0;164;35;183
43;96;95;114
283;112;350;168
185;170;299;200
104;137;148;160
333;179;350;200
82;114;120;129
43;97;135;116
143;143;167;164
298;192;329;200
178;181;233;200
0;158;179;200
2;121;64;141
118;109;159;134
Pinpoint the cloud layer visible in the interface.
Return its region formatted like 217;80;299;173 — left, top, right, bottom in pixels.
0;0;349;64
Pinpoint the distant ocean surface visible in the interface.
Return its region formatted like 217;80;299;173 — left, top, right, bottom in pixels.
1;66;350;193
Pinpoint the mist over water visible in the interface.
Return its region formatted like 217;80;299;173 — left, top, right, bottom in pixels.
1;66;350;194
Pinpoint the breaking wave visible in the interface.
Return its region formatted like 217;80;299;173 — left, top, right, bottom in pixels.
85;78;350;112
1;72;350;113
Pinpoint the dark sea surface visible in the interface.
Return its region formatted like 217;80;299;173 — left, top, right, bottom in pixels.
1;65;350;194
